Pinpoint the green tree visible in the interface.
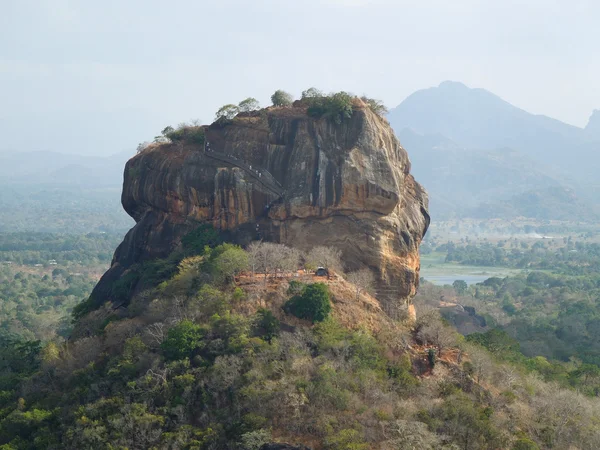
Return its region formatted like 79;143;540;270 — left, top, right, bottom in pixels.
215;104;240;121
212;245;249;284
301;87;323;99
307;91;354;125
283;282;331;323
238;97;260;113
161;126;174;137
513;437;540;450
253;309;280;343
452;279;468;295
161;320;206;361
360;96;388;116
270;90;293;107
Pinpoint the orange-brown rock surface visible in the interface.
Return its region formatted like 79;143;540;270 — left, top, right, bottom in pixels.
93;102;429;310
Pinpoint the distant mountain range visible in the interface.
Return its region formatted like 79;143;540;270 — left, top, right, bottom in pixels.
0;150;134;233
0;150;132;188
388;81;600;220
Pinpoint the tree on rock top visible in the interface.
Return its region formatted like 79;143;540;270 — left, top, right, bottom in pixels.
271;90;294;107
238;97;260;112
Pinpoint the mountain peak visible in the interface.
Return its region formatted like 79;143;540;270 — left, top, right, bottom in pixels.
585;109;600;139
438;80;469;90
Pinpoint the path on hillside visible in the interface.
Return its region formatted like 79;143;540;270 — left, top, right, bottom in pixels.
204;143;285;198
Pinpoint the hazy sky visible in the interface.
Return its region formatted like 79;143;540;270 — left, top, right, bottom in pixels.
2;0;599;155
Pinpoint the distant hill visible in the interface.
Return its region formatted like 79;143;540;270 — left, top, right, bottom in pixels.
0;150;134;233
0;150;132;187
586;110;600;140
389;81;600;220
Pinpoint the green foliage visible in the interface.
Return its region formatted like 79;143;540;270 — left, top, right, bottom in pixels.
210;244;249;284
270;89;293;107
284;282;331;323
111;269;141;304
215;104;240;121
452;279;468;295
307;91;355;125
513;437;540;450
161;320;207;361
0;233;113;336
324;428;368;450
253;309;280;343
238;429;272;449
181;224;221;256
0;408;54;443
287;280;306;296
360;96;388;116
428;348;436;368
164;125;205;145
423;393;504;449
238;97;260;113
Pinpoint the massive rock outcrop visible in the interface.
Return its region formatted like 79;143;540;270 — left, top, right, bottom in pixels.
92;100;429;312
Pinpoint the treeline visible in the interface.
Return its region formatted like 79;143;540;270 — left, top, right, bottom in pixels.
418;267;600;396
436;240;600;274
0;232;123;265
4;227;600;448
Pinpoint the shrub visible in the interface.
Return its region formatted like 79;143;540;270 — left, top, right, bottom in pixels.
513;437;540;450
161;320;207;361
210;244;248;284
111;270;141;305
238;97;260;113
428;348;436;368
307;91;354;125
181;224;221;256
238;429;272;450
270;90;293;107
324;428;368;450
165;126;205;145
253;309;280;343
301;87;323;99
215;104;240;121
284;282;331;323
360;96;388;116
287;280;306;296
140;256;179;287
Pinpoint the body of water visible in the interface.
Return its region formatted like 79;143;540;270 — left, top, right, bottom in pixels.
422;274;500;286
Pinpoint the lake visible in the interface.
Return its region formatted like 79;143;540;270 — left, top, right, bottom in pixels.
420;252;521;286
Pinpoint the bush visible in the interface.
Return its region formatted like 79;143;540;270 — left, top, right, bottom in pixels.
181;224;221;256
160;124;205;145
210;244;248;284
111;270;141;305
301;87;323;99
161;320;207;361
166;126;205;145
428;348;436;368
513;437;540;450
253;309;280;343
238;97;260;113
215;104;240;122
287;280;306;296
360;96;388;116
270;90;293;107
284;283;331;323
307;91;354;125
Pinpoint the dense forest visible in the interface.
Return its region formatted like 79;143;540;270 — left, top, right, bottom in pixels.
1;227;600;448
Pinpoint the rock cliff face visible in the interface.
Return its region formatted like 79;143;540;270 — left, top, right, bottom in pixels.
92;102;429;311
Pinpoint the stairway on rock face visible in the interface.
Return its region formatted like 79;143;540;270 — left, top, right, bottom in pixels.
204;141;285;198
